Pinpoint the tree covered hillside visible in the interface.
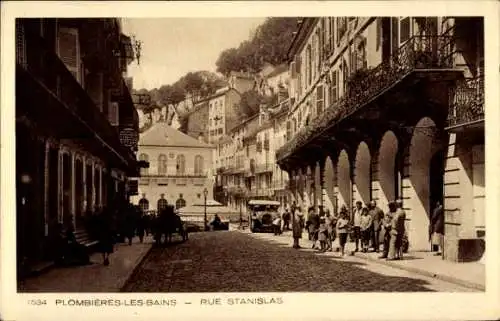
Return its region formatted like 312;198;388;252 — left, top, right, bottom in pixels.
216;18;299;76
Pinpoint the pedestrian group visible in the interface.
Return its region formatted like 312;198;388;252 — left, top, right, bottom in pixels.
271;199;410;260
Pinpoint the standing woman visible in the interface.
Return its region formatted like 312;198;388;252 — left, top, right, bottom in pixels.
336;207;350;257
97;207;115;266
325;209;335;252
292;207;304;249
430;201;444;255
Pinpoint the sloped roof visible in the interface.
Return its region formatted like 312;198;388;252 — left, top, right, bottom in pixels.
139;122;213;148
266;64;288;78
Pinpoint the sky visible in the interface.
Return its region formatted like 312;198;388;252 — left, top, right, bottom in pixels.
122;18;266;91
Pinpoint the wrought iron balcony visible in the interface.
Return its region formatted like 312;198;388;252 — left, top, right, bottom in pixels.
271;180;290;190
228;185;248;196
276;35;455;163
447;76;484;128
16;32;137;173
248;188;274;198
255;162;274;174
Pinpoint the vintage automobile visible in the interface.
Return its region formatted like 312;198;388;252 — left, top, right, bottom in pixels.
247;199;281;233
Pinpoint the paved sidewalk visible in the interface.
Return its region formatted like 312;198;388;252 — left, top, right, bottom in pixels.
18;236;153;292
246;229;485;291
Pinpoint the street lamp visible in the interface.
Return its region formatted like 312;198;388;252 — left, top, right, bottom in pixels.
203;187;208;231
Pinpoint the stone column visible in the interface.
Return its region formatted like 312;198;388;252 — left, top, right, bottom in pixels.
91;160;95;211
70;152;76;228
43;140;50;236
82;156;87;214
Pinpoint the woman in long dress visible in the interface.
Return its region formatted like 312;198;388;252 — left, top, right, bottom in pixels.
292;207;304;249
97;207;115;266
430;201;444;255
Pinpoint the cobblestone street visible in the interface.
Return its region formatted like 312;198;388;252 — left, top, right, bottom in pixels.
123;230;475;292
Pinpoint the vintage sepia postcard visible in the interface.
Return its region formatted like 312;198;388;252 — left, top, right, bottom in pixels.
1;1;499;320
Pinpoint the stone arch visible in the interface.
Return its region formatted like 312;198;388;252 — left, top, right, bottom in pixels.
376;130;399;212
337;149;351;212
353;141;371;207
407;117;444;251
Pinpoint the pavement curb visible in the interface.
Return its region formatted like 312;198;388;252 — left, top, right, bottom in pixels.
243;230;485;291
353;252;485;291
119;243;154;292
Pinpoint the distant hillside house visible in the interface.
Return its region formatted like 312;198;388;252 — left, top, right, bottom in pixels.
130;122;215;212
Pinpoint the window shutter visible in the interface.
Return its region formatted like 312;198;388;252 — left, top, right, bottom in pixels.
86;73;104;112
330;18;335;52
109;102;119;126
376;17;382;50
57;27;80;83
16;20;27;67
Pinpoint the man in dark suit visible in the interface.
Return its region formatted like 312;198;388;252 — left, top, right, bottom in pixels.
368;200;384;253
388;199;406;260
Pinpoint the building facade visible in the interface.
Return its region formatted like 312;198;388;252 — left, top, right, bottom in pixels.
212;65;293;214
131;123;214;212
185;101;210;143
207;87;242;144
276;17;484;262
16;18;139;274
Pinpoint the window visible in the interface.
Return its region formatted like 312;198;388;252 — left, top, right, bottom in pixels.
286;121;291;141
158;154;167;175
139;153;149;176
290;61;297;79
218;128;223;134
194;155;204;175
176;154;185;175
175;198;186;209
157;198;168;212
399;17;411;45
329;70;338;105
316;85;324;115
57;27;81;84
356;40;367;71
138;198;149;212
337;17;347;44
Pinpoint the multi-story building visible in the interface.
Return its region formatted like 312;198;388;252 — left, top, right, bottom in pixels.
214;114;259;211
185;100;210;143
213;65;293;213
131;123;214;211
16;18;139;274
268;98;292;209
276;17;484;262
207;87;242;145
227;71;255;93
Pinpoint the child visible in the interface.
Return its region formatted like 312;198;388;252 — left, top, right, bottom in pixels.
318;216;328;252
273;214;282;236
336;207;350;257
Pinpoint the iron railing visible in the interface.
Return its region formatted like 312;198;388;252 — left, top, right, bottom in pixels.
255;163;274;174
271;181;290;190
276;35;454;162
448;76;484;127
17;32;136;168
